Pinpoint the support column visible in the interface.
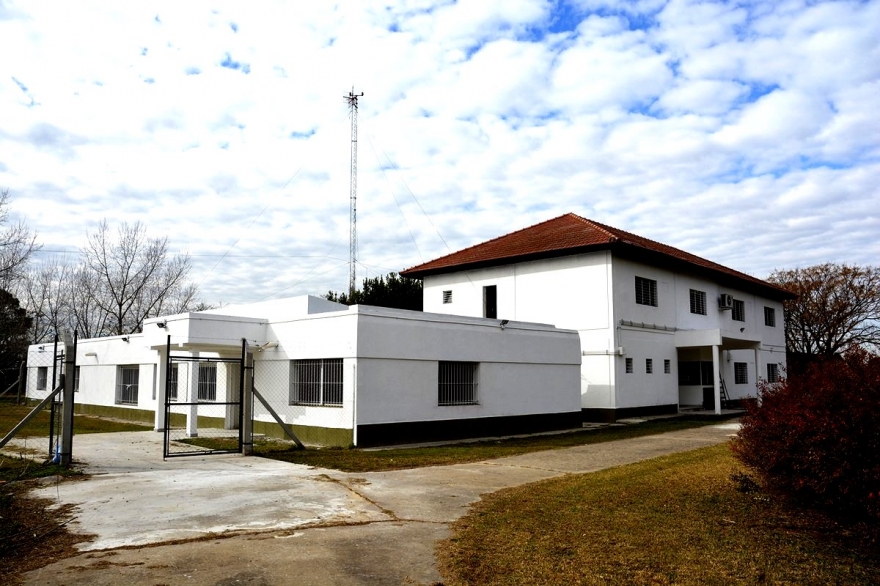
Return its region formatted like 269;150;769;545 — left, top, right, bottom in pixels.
241;340;253;456
712;344;722;415
754;346;762;392
187;354;199;437
154;345;167;432
59;331;76;466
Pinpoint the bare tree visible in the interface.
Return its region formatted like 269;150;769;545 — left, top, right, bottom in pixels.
0;188;41;287
768;263;880;356
82;220;194;335
15;257;73;343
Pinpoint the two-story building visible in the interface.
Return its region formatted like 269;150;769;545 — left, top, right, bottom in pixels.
401;213;795;421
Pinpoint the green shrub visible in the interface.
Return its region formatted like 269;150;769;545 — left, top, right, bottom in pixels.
732;348;880;520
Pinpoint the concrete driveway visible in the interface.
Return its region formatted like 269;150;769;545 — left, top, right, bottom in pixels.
22;423;740;585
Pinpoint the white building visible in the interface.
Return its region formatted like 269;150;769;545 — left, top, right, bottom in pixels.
401;213;795;421
25;296;582;447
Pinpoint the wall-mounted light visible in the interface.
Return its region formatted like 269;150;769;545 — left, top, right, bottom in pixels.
156;322;166;329
121;336;129;343
38;346;45;352
85;351;97;357
256;341;279;352
500;319;510;330
740;327;745;333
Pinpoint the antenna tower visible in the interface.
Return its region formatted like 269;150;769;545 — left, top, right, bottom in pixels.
345;88;363;299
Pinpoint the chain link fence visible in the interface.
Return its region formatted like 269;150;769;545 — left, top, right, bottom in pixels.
253;355;354;447
1;339;66;460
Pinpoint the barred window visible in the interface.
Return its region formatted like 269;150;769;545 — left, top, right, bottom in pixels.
116;365;139;405
635;277;657;307
734;362;748;385
689;289;707;315
290;359;343;406
625;358;633;373
74;366;80;392
442;290;452;304
198;363;216;402
767;363;780;383
438;361;479;406
664;359;671;374
646;358;653;374
168;364;179;401
732;299;745;322
36;367;48;390
764;306;776;327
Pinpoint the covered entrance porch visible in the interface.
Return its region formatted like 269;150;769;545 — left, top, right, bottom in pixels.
675;328;762;415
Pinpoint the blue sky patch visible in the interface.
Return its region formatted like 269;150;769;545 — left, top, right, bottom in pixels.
290;129;316;139
220;53;250;74
186;67;201;76
143;77;155;84
230;22;238;33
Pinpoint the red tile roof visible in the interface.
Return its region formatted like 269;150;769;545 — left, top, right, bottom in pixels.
401;213;794;299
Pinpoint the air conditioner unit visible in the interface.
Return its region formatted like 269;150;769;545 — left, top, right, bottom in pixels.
718;293;733;310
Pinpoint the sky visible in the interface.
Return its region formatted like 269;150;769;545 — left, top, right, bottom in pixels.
1;0;878;306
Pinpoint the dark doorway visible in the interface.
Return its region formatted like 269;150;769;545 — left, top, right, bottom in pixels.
483;285;497;319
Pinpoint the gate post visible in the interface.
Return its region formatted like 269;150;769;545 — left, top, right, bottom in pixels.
186;352;200;437
59;331;76;466
241;339;254;456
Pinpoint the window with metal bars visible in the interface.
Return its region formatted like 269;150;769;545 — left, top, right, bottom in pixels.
74;366;80;392
764;306;776;327
689;289;707;315
767;363;779;383
635;276;657;307
664;359;671;374
438;361;479;406
167;364;179;401
732;299;745;322
734;362;748;384
116;365;139;405
290;359;343;406
625;358;633;373
646;358;653;374
36;367;48;390
197;363;217;402
442;290;452;304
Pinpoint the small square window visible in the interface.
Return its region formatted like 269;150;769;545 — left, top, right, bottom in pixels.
646;358;653;374
764;306;776;327
438;361;479;406
689;289;707;315
625;358;633;373
442;290;452;304
767;363;780;383
635;277;658;307
734;362;748;385
732;299;745;322
664;359;671;374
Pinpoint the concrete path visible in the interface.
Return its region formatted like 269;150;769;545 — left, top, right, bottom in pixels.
22;423;740;585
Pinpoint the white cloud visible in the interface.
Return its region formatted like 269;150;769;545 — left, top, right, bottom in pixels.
0;0;876;305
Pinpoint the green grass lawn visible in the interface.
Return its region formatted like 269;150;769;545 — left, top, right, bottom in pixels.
0;402;151;441
437;444;880;586
181;418;717;472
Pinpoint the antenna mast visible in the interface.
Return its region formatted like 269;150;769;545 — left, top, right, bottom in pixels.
345;88;363;299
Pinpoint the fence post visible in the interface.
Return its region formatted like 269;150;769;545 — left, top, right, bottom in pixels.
59;331;76;466
241;339;254;456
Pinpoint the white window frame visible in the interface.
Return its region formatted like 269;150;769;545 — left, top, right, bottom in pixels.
198;363;217;402
689;289;707;315
36;366;48;391
734;362;748;385
116;365;139;405
290;358;344;407
635;277;658;307
74;366;80;392
438;361;479;406
168;363;179;401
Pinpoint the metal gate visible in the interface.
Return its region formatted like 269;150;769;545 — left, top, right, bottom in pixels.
163;341;246;458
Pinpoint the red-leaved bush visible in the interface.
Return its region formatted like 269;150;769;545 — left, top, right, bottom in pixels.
732;347;880;521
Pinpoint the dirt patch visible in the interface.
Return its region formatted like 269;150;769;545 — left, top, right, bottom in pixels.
0;479;94;585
